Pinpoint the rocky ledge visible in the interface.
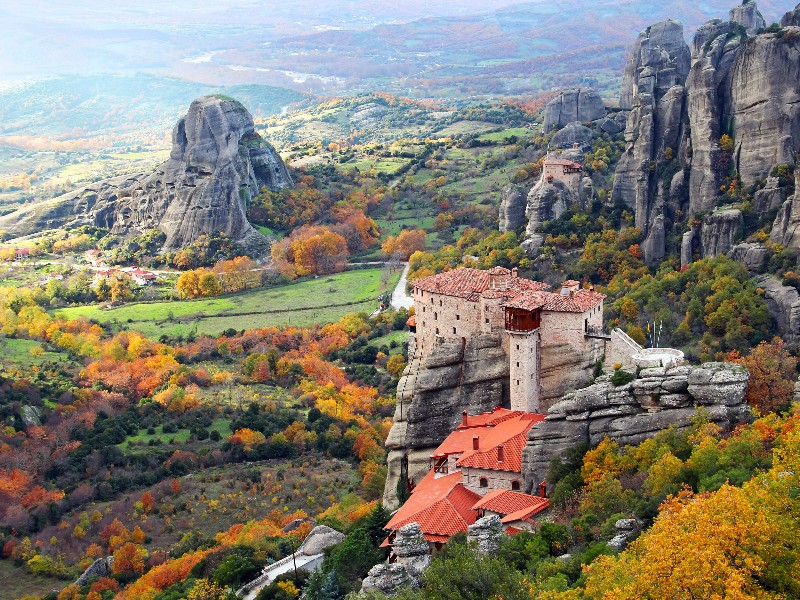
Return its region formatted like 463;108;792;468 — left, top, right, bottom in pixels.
522;362;750;491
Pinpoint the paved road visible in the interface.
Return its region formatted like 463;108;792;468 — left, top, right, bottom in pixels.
391;263;413;310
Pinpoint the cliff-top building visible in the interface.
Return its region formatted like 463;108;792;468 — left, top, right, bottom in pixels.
410;266;606;413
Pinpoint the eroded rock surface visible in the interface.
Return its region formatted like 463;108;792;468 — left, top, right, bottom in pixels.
467;515;504;554
543;89;605;132
0;96;292;252
522;363;750;491
499;185;529;232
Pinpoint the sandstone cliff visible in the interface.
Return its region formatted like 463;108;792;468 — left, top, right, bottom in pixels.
522;363;751;492
543;88;606;132
0;96;292;252
611;20;691;263
383;335;510;510
498;185;528;232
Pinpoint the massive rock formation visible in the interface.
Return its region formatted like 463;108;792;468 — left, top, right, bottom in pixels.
611;20;691;263
498;185;528;232
754;274;800;345
383;335;509;510
543;89;606;132
700;208;743;258
522;363;750;491
603;2;800;266
729;0;766;36
0;96;292;252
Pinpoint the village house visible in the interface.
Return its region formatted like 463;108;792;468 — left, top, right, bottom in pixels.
383;407;550;553
410;266;606;413
129;268;157;286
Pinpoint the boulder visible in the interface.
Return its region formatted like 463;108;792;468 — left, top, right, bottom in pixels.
727;242;768;272
701;209;743;258
600;112;628;134
687;362;749;405
299;525;344;556
753;275;800;345
543;89;605;132
394;523;431;577
753;177;784;217
467;514;504;554
360;563;417;596
75;556;114;587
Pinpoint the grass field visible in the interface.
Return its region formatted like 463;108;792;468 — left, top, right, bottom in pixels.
367;330;408;355
54;268;399;338
0;559;70;599
1;338;65;366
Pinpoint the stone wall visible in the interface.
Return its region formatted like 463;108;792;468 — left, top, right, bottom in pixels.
521;362;750;492
462;467;523;495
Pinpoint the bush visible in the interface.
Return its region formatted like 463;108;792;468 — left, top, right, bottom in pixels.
611;368;635;386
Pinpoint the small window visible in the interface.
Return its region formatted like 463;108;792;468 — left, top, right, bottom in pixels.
453;327;457;335
479;478;488;488
511;480;521;491
434;312;438;320
436;328;440;335
430;298;434;304
516;344;520;350
422;307;425;313
516;362;519;368
485;318;489;324
456;315;460;321
439;300;443;306
516;380;520;385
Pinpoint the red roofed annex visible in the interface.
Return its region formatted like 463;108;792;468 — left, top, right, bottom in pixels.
384;407;550;553
411;266;607;413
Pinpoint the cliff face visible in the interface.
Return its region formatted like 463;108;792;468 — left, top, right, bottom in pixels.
543;88;605;132
498;185;528;232
0;96;292;251
383;335;510;510
611;20;691;263
604;2;800;266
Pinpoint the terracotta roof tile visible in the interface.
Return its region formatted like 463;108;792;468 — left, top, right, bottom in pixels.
412;268;549;301
502;288;605;313
431;408;541;459
472;490;550;519
385;471;480;537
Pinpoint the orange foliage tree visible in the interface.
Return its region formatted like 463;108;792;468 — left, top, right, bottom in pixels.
382;229;426;260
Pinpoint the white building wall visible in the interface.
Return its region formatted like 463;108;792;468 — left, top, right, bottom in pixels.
462;467;523;496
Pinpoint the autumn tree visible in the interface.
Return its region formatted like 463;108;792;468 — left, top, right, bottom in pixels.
382;229;427;260
730;337;797;413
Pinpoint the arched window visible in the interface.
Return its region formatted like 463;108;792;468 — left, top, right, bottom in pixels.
511;480;521;491
479;477;488;488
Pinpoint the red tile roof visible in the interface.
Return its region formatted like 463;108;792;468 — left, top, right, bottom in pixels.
472;490;550;520
385;471;481;537
406;315;416;327
502;288;605;313
412;268;549;301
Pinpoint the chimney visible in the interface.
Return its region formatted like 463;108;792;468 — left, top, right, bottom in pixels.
511;267;518;278
497;444;504;463
472;435;479;451
461;410;469;427
538;481;547;498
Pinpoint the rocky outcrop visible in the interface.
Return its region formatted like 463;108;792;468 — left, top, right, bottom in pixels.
361;523;429;597
550;122;594;149
467;515;504;554
0;96;292;252
701;208;743;258
499;185;528;232
771;165;800;250
754;274;800;346
612;20;691;263
543;89;606;132
729;0;766;36
607;518;643;552
753;177;785;217
524;180;574;240
727;242;768;271
75;556;114;586
299;525;344;555
522;363;750;491
600;112;628;134
383;336;509;509
781;3;800;27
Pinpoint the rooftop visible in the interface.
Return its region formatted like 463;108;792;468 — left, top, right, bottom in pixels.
502;288;605;313
472;490;550;522
412;267;548;301
385;470;480;539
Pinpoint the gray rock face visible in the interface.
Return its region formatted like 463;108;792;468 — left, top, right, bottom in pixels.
701;208;743;258
754;274;800;345
522;362;750;490
384;337;509;509
543;89;606;132
753;178;785;217
771;165;800;250
686;20;743;215
75;556;114;587
499;185;528;232
467;515;504;554
525;179;574;238
360;564;417;596
727;242;768;272
607;518;642;552
781;3;800;26
394;523;431;578
0;96;292;252
550;122;594;149
730;0;766;35
299;525;344;556
600;112;628;134
612;20;691;263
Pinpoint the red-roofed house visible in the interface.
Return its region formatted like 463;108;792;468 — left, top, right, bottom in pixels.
411;266;606;412
384;407;550;553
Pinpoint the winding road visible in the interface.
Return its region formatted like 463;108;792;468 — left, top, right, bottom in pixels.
391;262;413;310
